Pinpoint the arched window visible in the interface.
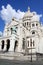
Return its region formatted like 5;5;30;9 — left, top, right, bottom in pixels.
28;41;29;47
11;28;13;34
1;40;5;49
32;31;35;34
36;23;38;26
33;40;35;46
12;18;14;21
27;22;28;26
30;39;35;47
25;22;26;26
23;23;24;26
30;39;32;47
32;24;35;27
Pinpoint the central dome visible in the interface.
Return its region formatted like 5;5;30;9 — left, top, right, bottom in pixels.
23;7;33;18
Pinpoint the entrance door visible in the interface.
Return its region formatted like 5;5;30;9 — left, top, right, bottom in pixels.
14;40;18;52
6;39;10;52
1;40;4;50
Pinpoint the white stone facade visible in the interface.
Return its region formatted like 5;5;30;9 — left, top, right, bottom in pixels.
0;7;43;54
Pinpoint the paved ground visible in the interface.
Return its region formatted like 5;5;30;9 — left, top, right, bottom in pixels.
0;52;43;65
0;59;43;65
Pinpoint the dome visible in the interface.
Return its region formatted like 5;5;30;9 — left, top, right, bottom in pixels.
31;15;39;21
23;7;33;18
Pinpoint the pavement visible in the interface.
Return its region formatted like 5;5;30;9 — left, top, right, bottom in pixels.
0;52;43;65
0;59;43;65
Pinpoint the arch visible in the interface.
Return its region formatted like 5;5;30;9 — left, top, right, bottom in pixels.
6;39;10;52
1;40;5;50
30;29;40;37
14;40;18;52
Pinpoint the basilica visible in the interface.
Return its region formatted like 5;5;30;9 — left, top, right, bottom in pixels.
0;7;43;55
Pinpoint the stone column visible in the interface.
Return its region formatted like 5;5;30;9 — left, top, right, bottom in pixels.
9;39;14;52
17;26;23;52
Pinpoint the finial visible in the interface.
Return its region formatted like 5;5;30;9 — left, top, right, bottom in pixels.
28;7;30;12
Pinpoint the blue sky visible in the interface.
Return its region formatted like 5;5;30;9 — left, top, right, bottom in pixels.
0;0;43;33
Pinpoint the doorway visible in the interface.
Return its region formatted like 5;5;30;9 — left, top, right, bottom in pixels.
1;40;4;50
14;40;18;52
6;39;10;52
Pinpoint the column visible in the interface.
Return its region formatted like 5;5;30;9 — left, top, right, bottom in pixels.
9;39;14;52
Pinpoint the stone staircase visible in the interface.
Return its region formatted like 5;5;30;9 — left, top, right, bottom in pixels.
0;52;36;61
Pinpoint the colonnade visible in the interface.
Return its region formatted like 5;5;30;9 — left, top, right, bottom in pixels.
0;39;18;52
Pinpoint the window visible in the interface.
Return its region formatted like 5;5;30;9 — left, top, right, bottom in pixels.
30;39;35;47
23;23;25;27
11;28;13;30
32;24;35;27
33;40;34;46
30;43;32;47
23;23;24;26
12;18;14;21
16;27;18;29
25;22;26;26
28;41;29;47
27;22;28;26
11;28;13;34
30;39;32;47
36;23;38;26
14;30;17;33
7;28;9;31
32;31;35;34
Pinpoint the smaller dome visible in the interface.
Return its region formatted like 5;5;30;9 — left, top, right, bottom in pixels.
31;15;39;21
32;12;37;15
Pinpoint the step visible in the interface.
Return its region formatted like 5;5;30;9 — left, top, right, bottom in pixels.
0;52;36;61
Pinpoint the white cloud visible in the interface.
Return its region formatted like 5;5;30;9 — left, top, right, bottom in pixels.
0;31;2;36
0;4;25;24
0;4;42;24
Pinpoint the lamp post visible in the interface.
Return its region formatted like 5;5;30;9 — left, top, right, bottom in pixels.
30;39;32;62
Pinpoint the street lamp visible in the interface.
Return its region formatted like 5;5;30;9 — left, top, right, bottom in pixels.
30;39;32;62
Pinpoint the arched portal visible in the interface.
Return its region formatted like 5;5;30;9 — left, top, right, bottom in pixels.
6;39;10;52
1;40;4;50
14;40;18;52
